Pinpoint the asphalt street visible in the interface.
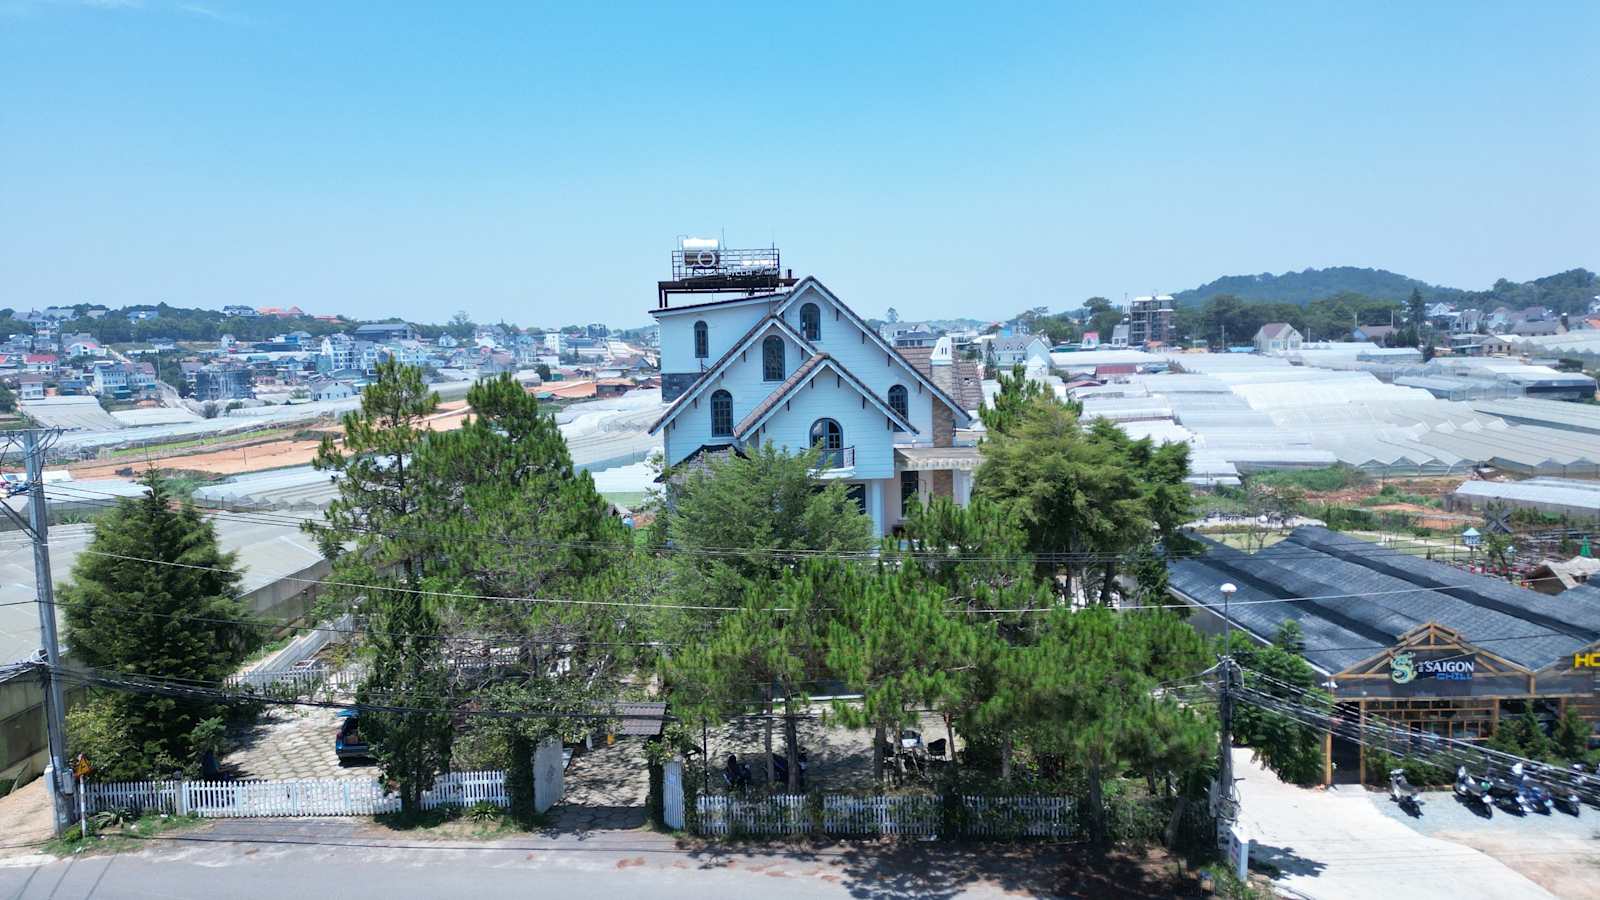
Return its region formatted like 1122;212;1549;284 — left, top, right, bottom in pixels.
0;818;1056;899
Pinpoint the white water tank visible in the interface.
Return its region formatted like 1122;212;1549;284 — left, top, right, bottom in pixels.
680;237;720;268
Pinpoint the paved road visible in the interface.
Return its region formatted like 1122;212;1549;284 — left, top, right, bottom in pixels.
0;818;1055;899
1233;749;1557;900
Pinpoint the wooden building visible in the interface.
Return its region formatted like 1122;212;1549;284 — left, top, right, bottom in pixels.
1168;526;1600;785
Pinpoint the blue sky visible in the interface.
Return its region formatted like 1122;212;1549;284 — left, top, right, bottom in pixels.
2;1;1595;327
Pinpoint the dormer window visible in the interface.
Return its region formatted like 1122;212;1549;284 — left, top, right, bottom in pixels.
799;303;821;341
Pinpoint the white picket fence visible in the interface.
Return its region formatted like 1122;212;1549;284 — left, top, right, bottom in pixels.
823;793;940;837
84;770;510;819
696;794;809;836
961;795;1073;838
694;793;1079;839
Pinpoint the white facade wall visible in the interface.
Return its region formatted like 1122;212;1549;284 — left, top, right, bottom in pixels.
777;287;936;440
657;301;772;375
745;372;899;481
661;324;810;466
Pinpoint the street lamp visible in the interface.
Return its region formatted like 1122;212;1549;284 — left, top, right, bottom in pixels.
1220;582;1237;650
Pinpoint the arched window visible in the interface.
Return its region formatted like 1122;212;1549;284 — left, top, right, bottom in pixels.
887;384;908;431
799;303;821;341
693;321;708;359
809;417;843;450
710;390;733;437
762;335;785;381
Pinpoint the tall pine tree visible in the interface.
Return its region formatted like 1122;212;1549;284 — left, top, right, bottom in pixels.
62;471;257;779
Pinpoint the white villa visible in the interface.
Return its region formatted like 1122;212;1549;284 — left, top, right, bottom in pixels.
648;277;980;536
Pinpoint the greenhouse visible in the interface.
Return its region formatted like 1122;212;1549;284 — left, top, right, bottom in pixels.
1068;352;1600;477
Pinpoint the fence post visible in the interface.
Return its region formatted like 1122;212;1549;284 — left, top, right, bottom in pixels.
534;738;563;814
662;760;685;829
177;779;189;816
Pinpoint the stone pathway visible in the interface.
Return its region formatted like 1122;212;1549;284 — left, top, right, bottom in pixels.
546;739;648;831
224;706;379;780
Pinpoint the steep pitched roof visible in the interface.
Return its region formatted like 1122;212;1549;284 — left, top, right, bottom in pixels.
901;347;983;412
1255;323;1296;340
733;352;917;439
647;314;811;434
773;278;973;427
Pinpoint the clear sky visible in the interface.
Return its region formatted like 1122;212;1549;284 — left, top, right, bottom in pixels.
2;1;1595;328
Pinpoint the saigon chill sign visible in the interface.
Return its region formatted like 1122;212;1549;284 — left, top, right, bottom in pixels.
1390;651;1475;683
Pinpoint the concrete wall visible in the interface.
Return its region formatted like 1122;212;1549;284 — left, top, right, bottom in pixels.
0;556;331;781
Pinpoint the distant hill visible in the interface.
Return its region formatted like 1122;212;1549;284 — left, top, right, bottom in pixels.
1173;267;1461;307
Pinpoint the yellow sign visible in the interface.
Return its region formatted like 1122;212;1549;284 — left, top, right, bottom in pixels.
72;753;92;778
1574;651;1600;669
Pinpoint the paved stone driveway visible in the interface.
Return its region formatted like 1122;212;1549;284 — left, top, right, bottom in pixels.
224;705;379;780
546;739;648;832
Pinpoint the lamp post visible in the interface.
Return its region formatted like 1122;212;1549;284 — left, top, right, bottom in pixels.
1217;582;1239;827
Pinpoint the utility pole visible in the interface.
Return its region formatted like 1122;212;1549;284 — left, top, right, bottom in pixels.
1215;582;1238;831
23;429;72;833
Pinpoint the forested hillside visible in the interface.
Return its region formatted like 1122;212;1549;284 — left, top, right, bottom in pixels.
1174;267;1459;306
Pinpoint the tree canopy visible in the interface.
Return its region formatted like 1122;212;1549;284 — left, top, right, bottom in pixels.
62;471;258;779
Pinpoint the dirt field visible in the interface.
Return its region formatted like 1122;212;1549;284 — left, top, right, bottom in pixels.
0;779;55;858
67;401;473;480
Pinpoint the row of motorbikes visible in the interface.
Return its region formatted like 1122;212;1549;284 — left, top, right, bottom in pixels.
1432;761;1597;818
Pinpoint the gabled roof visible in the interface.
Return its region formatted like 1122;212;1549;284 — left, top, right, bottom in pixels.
773;278;973;428
647;314;812;434
1255;323;1297;340
991;334;1048;352
732;352;916;439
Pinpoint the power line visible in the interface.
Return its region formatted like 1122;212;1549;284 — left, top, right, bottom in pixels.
40;480;1594;567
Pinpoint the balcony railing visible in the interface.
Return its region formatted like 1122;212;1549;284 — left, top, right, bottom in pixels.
813;446;855;471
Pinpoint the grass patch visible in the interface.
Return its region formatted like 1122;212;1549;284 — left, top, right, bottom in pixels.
1250;464;1368;493
103;426;301;461
601;491;648;510
45;812;206;857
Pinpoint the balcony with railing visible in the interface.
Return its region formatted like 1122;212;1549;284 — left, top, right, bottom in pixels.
812;445;855;472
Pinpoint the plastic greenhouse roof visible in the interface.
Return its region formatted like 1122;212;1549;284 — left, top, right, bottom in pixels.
1453;478;1600;513
1167;527;1600;674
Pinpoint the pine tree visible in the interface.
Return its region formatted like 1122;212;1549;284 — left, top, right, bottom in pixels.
61;471;257;779
668;563;833;790
305;357;439;584
307;359;450;812
824;562;966;782
975;607;1210;845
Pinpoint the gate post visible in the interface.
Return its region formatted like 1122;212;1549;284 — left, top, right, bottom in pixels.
662;760;685;830
534;738;564;814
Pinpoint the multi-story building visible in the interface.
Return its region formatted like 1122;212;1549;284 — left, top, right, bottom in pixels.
649;276;978;537
194;365;254;401
223;305;259;318
1127;294;1175;346
320;334;356;372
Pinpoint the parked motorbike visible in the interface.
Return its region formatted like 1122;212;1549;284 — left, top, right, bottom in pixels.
1389;769;1423;815
1570;763;1600;810
1455;765;1493;816
721;753;752;790
770;749;809;789
1563;763;1593;815
1512;763;1552;814
1490;767;1534;815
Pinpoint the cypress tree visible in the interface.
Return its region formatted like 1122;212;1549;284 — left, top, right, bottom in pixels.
61;470;257;779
